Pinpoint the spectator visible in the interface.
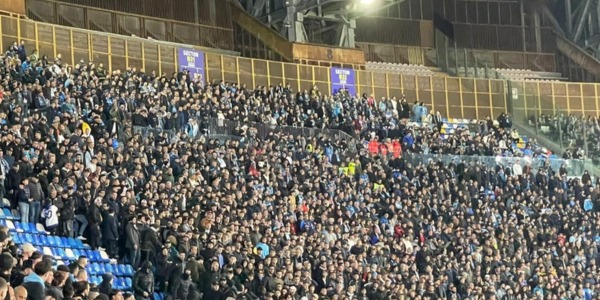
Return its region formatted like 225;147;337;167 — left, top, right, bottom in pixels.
98;273;113;296
0;47;598;300
13;286;27;300
27;176;44;224
132;262;154;300
125;216;141;269
101;208;118;257
56;189;74;237
21;259;52;300
16;179;31;224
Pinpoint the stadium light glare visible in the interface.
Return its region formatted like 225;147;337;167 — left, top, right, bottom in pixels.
360;0;374;4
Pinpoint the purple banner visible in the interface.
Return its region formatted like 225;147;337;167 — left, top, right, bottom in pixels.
178;48;205;83
330;67;357;96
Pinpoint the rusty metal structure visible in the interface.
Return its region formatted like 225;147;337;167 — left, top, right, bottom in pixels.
543;0;600;59
236;0;404;47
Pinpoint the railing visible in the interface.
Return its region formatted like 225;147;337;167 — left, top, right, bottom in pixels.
131;118;358;160
402;152;591;177
205;118;357;154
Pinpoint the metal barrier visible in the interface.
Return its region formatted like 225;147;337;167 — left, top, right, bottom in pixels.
402;152;591;177
204;118;357;153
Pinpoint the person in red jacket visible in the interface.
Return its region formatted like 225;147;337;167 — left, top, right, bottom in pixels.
368;138;380;156
392;139;402;158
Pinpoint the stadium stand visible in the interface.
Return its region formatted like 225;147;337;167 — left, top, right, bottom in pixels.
0;0;599;299
365;62;437;76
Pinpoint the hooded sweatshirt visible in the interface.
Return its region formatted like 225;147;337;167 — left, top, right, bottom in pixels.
22;272;46;300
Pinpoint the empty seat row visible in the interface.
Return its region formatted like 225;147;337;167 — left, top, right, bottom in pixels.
86;263;135;277
40;246;109;263
13;233;90;250
0;208;19;220
4;220;48;235
89;275;132;290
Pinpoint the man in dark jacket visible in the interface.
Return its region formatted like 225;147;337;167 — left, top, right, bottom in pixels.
125;216;141;269
27;176;44;224
140;223;160;265
16;179;32;224
132;261;154;300
56;189;75;237
87;198;103;249
101;208;118;257
21;259;52;300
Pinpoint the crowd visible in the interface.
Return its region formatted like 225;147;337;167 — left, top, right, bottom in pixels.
0;40;597;300
536;114;596;161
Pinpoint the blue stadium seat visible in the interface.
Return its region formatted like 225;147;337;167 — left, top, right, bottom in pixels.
61;237;70;248
118;264;127;277
27;223;38;234
118;277;127;289
12;233;21;244
67;237;77;249
88;250;101;262
84;250;95;262
52;237;60;247
86;265;94;276
124;265;134;277
51;248;61;259
39;234;49;246
117;279;123;289
10;209;19;221
46;235;57;247
32;234;42;246
100;263;108;275
77;238;90;250
111;278;118;289
0;209;5;219
3;209;13;220
92;263;102;275
24;233;34;244
104;264;115;274
113;264;123;276
125;277;132;289
13;221;23;232
72;249;82;259
22;222;33;233
57;248;69;260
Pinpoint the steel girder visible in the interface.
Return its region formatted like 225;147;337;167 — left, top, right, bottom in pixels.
237;0;402;47
544;0;600;59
